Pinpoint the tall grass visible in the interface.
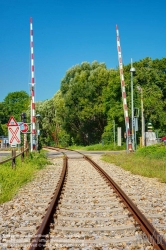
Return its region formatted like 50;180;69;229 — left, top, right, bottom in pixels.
0;150;50;204
102;144;166;183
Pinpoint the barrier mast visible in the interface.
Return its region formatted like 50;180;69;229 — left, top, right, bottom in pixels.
30;17;36;151
116;25;132;151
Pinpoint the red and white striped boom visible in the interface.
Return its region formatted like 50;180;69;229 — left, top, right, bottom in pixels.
116;25;132;151
30;17;36;151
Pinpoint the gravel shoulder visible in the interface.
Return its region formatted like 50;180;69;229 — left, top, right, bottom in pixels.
0;153;166;248
90;155;166;240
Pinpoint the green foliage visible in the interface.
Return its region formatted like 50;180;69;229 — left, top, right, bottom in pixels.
0;91;30;138
102;120;118;145
135;143;166;159
35;98;56;145
2;57;166;148
0;150;49;203
102;69;124;124
1;124;8;136
0;124;3;136
0;102;6;125
58;129;70;147
35;57;166;147
1;91;30;124
52;91;69;146
60;61;108;145
132;57;166;132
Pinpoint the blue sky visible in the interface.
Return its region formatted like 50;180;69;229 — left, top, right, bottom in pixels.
0;0;165;102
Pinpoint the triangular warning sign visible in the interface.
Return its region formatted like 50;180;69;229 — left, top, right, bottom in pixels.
7;116;18;126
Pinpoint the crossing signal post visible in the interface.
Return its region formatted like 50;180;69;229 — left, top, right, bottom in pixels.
130;59;136;151
21;113;28;149
21;113;27;123
137;86;145;147
36;114;41;152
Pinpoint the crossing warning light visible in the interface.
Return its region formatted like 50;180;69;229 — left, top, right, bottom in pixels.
21;113;27;123
147;122;153;132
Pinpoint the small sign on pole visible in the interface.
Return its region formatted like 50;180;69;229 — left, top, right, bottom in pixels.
8;126;21;145
7;116;18;126
7;116;21;146
21;123;29;133
117;127;121;146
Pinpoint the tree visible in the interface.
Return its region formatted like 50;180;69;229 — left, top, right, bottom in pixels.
102;57;166;143
133;58;166;133
2;91;30;123
2;57;165;146
0;123;3;136
0;102;6;125
35;98;56;145
52;90;70;146
102;68;127;144
60;61;108;145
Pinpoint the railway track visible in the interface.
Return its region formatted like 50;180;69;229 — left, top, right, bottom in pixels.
0;156;64;249
29;147;166;250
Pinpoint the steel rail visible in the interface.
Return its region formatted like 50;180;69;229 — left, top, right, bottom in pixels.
84;154;166;250
39;146;166;249
43;145;85;157
29;156;68;250
43;146;67;157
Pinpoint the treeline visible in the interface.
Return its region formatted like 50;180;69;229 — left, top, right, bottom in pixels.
1;57;166;146
0;91;30;136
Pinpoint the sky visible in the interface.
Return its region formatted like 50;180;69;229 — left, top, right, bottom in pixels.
0;0;166;102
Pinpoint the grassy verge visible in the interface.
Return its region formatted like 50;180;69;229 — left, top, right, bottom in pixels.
101;144;166;183
0;150;50;204
68;143;126;151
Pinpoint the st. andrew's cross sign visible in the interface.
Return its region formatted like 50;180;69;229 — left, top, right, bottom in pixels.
7;116;21;145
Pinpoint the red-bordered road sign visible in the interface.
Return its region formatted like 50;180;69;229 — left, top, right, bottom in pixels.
21;123;29;133
7;116;18;126
8;126;21;145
